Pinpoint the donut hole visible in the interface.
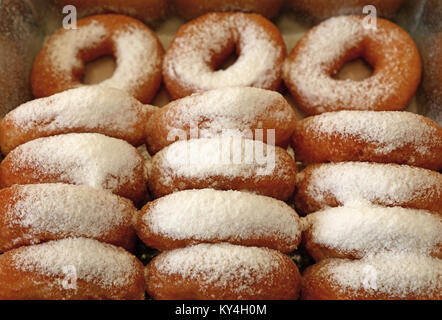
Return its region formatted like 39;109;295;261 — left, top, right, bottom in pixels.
333;58;374;82
82;55;117;85
212;43;240;71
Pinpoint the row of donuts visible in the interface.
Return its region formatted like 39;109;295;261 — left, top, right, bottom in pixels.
53;0;406;24
30;12;422;115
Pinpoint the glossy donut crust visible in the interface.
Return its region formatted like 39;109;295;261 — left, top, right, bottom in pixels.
301;258;441;300
295;163;442;215
0;87;157;155
145;244;302;300
0;240;145;300
288;0;404;21
0;184;137;252
145;87;296;154
173;0;283;19
163;12;286;100
147;139;297;200
292;112;442;171
31;14;164;103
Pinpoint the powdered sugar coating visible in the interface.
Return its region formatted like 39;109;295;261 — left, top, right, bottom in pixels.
12;238;139;288
324;253;442;298
146;189;300;244
5;183;134;242
283;15;420;113
164;13;284;92
6;133;144;191
298;162;441;207
305;203;442;256
303;111;440;154
152;243;287;295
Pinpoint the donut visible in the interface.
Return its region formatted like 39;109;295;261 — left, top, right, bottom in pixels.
302;204;442;261
0;184;137;252
145;87;296;154
0;133;147;204
56;0;169;25
0;238;145;300
0;86;158;155
163;12;286;100
31;14;164;103
295;162;442;215
301;253;442;300
292;111;442;171
173;0;283;20
137;189;301;253
147;137;297;200
283;16;421;115
288;0;404;22
145;243;301;300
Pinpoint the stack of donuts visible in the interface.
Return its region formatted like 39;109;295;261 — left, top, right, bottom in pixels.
0;0;441;300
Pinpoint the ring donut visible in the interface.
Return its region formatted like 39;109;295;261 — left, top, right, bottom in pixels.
173;0;283;20
31;14;164;103
0;184;137;252
0;238;145;300
56;0;169;25
283;16;421;115
302;204;442;261
288;0;404;22
145;243;301;300
0;133;147;205
0;87;158;154
137;189;301;253
147;137;297;200
292;111;442;171
295;162;442;215
301;253;442;300
163;12;286;100
145;87;296;155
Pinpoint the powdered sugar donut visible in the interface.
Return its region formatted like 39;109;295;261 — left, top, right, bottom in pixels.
0;133;147;204
0;184;137;252
145;243;301;300
303;204;442;261
163;12;286;100
31;14;164;103
56;0;169;25
302;253;442;300
147;137;297;200
283;16;421;115
295;162;442;215
0;87;158;154
292;111;442;171
173;0;283;19
137;189;301;253
145;87;296;154
0;238;145;300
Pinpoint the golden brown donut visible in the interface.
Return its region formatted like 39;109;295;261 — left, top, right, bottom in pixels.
137;189;301;253
302;204;442;261
0;183;137;252
56;0;169;25
295;162;442;215
0;133;147;205
173;0;283;20
163;12;286;100
147;137;297;200
145;87;296;155
0;238;145;300
283;16;421;115
0;86;158;155
301;253;442;300
288;0;404;21
31;14;164;103
292;111;442;171
145;243;301;300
